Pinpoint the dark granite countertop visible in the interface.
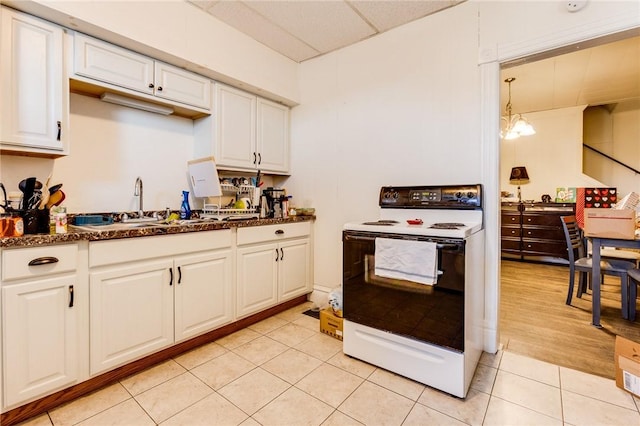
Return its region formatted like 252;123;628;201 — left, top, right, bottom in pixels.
0;216;315;248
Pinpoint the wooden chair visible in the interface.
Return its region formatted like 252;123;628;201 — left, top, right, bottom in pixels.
560;215;635;318
627;268;640;321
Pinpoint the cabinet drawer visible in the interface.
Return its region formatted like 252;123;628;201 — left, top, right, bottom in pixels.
2;244;78;281
237;222;311;246
521;240;568;257
501;238;521;251
501;213;520;225
522;214;564;227
521;227;565;240
501;227;521;237
90;230;232;267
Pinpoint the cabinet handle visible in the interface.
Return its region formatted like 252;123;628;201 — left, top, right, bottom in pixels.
253;152;257;165
148;83;154;89
258;153;261;165
157;86;163;92
169;268;173;286
275;229;284;235
28;256;59;266
280;248;284;261
56;121;61;141
275;248;279;261
178;266;182;284
68;285;74;308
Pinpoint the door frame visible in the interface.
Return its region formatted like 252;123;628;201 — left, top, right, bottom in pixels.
479;15;640;353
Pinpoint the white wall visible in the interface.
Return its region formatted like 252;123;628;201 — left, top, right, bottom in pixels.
500;106;603;202
584;100;640;196
0;94;196;213
287;3;482;292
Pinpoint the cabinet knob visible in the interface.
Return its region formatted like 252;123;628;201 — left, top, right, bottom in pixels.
148;83;154;89
57;121;61;141
275;229;284;235
68;285;74;308
157;86;163;92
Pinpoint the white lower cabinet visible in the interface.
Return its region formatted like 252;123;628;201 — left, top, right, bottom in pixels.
236;223;312;318
174;250;233;342
1;243;86;409
89;258;174;375
88;231;233;375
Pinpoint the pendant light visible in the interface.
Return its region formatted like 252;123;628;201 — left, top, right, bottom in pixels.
501;77;535;140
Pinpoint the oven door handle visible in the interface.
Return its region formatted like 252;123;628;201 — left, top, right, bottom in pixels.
344;233;460;250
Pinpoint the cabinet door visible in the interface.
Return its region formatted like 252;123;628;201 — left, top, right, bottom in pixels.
278;238;311;301
89;259;173;375
2;276;77;407
216;84;257;169
174;250;233;342
0;8;66;152
257;97;290;173
154;62;211;109
73;33;154;94
236;243;278;318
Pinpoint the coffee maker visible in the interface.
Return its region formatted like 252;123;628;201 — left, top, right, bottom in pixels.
262;188;285;218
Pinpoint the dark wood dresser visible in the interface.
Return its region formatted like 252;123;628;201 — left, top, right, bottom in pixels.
501;202;576;263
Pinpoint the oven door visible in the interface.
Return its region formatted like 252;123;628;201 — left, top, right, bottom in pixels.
342;230;466;352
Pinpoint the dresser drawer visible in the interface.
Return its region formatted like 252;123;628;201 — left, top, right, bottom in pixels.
2;244;79;282
501;238;521;251
501;213;520;225
521;240;568;257
522;214;564;227
501;227;521;238
521;227;565;240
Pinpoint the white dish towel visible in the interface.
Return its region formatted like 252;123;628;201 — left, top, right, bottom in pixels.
374;237;439;285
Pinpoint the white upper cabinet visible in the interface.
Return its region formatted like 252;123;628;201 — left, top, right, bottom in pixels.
73;33;211;111
195;83;290;174
0;7;68;156
73;33;154;94
215;84;257;169
257;97;290;173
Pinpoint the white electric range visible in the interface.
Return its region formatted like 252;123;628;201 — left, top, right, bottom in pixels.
342;184;485;398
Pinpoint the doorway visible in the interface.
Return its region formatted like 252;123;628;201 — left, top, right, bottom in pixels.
495;32;640;378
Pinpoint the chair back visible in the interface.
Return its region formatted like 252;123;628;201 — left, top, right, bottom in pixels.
561;215;585;263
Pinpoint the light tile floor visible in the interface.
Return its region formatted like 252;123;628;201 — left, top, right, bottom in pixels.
20;303;640;426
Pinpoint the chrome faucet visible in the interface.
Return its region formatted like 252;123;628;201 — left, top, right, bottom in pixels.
134;177;144;217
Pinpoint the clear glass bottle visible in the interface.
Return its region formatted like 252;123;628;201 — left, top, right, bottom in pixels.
180;191;191;219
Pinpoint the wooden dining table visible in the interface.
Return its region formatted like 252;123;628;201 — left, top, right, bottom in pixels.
589;236;640;327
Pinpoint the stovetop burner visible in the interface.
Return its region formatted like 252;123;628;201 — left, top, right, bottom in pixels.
430;222;466;229
361;220;399;226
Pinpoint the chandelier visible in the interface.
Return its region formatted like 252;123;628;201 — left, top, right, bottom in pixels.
501;77;535;140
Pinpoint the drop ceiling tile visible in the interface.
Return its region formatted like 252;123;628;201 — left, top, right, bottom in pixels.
188;0;219;11
208;1;321;62
350;0;461;32
243;0;376;53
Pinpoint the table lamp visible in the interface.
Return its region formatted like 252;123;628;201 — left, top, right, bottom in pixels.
509;166;530;202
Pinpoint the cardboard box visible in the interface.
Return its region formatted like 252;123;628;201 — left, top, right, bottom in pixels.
615;336;640;397
584;208;636;240
320;308;343;341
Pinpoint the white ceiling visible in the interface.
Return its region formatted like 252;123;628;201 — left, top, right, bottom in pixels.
187;1;639;114
187;0;463;62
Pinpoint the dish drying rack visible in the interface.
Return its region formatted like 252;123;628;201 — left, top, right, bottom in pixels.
201;184;260;221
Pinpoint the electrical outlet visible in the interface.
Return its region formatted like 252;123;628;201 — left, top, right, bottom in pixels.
566;1;587;12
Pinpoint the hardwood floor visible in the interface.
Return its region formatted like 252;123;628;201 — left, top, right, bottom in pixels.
500;259;640;379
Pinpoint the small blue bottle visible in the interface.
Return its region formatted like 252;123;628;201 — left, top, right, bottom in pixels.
180;191;191;219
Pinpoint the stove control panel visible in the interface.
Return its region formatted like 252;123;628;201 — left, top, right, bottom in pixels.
380;184;481;209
